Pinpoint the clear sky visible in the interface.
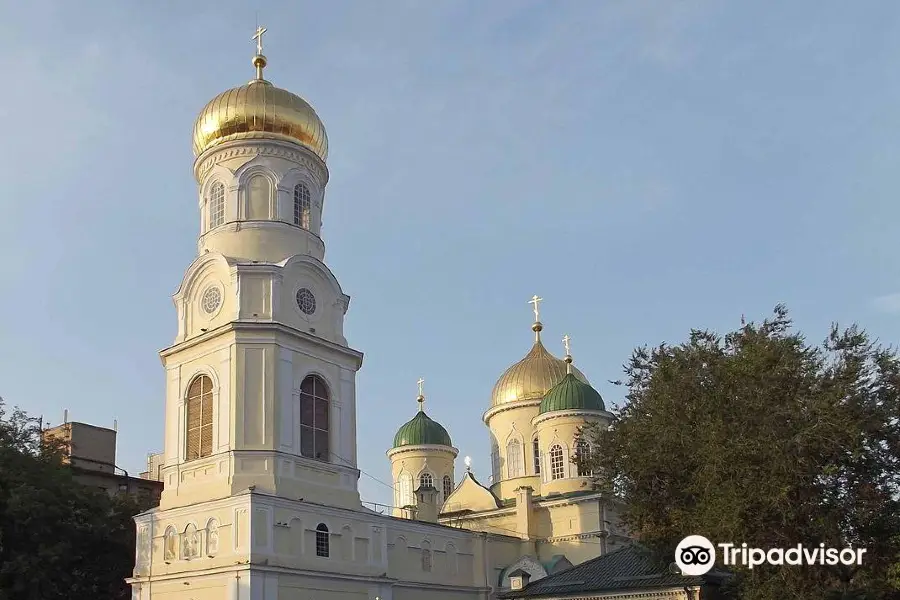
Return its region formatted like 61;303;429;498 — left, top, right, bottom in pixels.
1;1;899;509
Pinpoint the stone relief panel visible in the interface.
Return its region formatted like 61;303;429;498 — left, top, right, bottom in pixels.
182;523;201;560
206;518;220;557
163;526;178;562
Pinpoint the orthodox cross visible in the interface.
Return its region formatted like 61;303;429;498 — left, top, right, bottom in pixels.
563;334;571;356
417;378;425;397
252;25;267;55
529;295;543;322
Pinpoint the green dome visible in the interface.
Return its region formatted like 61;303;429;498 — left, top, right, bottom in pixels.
392;411;452;448
539;372;606;414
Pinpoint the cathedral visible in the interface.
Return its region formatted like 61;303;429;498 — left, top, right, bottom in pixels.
127;29;630;600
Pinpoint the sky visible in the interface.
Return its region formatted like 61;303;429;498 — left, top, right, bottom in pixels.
1;1;900;509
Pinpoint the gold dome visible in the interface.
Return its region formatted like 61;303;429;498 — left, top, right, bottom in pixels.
192;56;328;160
491;338;588;407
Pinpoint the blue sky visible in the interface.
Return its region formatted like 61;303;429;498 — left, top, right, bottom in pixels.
2;1;900;509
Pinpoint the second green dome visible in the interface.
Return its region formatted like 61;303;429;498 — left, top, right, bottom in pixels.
393;412;452;448
539;373;606;414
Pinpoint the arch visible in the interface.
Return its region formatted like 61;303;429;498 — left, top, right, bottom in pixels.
299;374;329;461
315;523;330;557
185;375;214;461
293;182;312;229
445;542;458;575
182;523;200;560
163;526;178;561
397;471;414;508
506;438;523;478
490;434;500;483
419;472;434;489
442;474;453;503
549;444;565;480
247;173;271;220
207;181;225;229
574;438;593;477
205;518;220;557
532;436;541;475
421;539;432;572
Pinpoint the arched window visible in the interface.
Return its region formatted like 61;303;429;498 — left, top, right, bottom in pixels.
419;472;433;489
550;444;565;480
247;174;270;220
397;471;414;508
315;523;329;557
208;182;225;229
299;375;329;461
421;540;432;571
293;183;311;229
506;438;523;478
442;475;453;502
490;440;500;482
533;437;541;474
575;438;593;477
185;375;214;461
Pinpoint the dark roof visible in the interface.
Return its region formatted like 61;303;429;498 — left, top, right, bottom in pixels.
497;545;704;599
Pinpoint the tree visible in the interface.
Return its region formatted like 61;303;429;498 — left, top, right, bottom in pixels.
0;399;152;600
577;306;900;599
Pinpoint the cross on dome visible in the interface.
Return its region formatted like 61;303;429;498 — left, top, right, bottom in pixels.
416;378;425;411
563;334;571;356
528;295;543;322
252;25;267;55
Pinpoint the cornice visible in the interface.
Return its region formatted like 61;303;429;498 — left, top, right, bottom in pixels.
532;408;615;428
483;399;542;425
159;321;363;369
194;139;329;186
386;444;459;460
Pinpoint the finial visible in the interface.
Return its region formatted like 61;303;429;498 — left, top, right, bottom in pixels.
528;295;543;342
563;334;573;374
416;378;425;411
250;25;269;83
464;456;472;471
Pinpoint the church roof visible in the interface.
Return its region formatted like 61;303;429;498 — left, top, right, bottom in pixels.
392;411;452;448
496;545;711;599
491;334;588;406
192;31;328;160
539;372;605;414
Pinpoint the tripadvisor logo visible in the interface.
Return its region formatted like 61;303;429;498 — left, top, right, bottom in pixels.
675;535;867;576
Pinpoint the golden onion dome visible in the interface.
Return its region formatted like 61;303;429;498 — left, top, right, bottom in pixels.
491;323;588;407
192;51;328;161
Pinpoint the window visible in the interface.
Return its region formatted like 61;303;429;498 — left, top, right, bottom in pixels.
294;183;311;229
419;472;433;489
490;441;500;482
506;438;523;478
397;471;413;508
208;182;225;229
575;438;593;477
185;375;214;461
300;375;329;461
315;523;329;557
533;437;541;474
247;174;270;220
421;540;432;571
442;475;453;502
550;444;565;480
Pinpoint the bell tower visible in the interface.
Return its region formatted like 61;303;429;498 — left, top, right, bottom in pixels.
156;28;364;512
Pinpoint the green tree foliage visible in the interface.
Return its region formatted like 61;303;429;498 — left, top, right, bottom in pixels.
0;399;152;600
577;306;900;599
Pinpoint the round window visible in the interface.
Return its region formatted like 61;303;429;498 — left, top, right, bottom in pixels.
296;288;316;315
201;287;222;314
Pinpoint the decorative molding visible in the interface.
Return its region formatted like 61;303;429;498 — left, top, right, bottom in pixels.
195;141;329;187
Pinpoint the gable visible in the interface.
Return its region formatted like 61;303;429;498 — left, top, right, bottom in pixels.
442;472;501;513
